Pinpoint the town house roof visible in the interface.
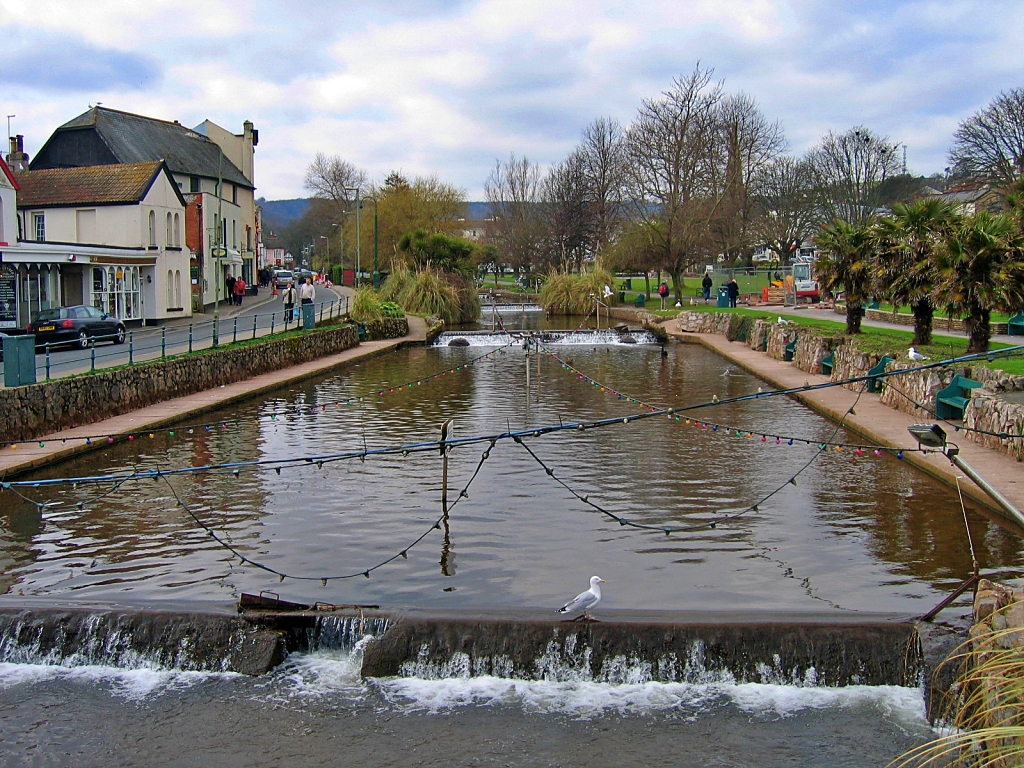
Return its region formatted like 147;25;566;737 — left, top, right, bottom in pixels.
14;161;185;208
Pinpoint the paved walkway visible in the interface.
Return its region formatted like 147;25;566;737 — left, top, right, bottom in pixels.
0;314;428;479
664;322;1024;532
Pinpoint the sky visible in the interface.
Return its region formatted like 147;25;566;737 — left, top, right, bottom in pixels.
2;0;1023;201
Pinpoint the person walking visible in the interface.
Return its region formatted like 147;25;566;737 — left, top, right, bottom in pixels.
233;275;247;306
702;273;713;304
282;281;297;323
727;277;739;308
658;281;670;310
225;274;235;307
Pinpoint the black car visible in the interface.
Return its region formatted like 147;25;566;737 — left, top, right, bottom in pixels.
27;305;127;349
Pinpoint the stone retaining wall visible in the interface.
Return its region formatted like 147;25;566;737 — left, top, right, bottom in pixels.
835;307;1010;335
968;580;1024;736
0;324;361;443
362;317;409;341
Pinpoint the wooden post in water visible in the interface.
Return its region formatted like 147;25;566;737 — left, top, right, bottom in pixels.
440;418;453;511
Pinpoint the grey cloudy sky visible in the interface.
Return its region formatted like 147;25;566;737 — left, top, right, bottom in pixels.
2;0;1023;200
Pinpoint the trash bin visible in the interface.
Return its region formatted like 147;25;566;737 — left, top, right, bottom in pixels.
633;294;645;308
4;335;37;388
357;325;367;342
624;279;632;290
301;303;316;330
618;291;625;303
717;286;730;308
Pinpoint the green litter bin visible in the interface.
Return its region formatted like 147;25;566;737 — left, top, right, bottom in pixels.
633;294;645;308
618;291;625;303
4;335;37;387
717;286;730;308
301;303;316;330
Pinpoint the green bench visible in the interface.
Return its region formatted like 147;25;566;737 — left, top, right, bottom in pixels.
821;352;834;376
783;335;797;362
1009;312;1024;336
935;375;983;420
633;294;645;308
867;355;893;393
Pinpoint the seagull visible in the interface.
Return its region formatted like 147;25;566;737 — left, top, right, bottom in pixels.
558;576;605;619
777;316;791;325
908;347;929;362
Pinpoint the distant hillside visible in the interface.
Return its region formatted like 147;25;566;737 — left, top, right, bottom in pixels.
258;198;310;230
258;198;491;229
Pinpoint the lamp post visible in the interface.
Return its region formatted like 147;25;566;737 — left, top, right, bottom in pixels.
344;186;361;284
907;423;1024;528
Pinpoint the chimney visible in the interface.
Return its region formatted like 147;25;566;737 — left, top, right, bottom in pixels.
5;135;29;172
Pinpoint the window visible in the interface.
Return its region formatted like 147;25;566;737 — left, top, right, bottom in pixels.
232;184;238;205
166;212;173;247
174;269;182;307
232;220;237;249
33;212;45;242
167;270;174;306
189;176;200;193
173;213;181;247
148;210;156;247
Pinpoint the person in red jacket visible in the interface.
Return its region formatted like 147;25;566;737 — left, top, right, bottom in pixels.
233;276;247;306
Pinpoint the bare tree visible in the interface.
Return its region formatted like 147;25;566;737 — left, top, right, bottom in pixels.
540;151;592;271
484;154;545;273
949;88;1024;187
713;93;787;260
749;156;818;262
806;126;902;225
577;117;628;258
303;152;367;212
623;64;725;301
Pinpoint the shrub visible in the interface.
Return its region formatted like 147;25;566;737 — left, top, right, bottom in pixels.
539;267;617;314
379;301;404;319
380;268;415;304
350;287;384;323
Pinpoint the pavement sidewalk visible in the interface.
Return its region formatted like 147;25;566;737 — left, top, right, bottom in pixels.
0;314;428;479
664;322;1024;532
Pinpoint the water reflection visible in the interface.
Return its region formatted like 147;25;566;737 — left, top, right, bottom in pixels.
1;342;1020;612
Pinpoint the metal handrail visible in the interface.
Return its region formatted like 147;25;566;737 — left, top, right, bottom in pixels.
5;295;351;382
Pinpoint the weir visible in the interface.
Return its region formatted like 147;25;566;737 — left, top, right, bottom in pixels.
433;329;658;346
0;605;932;691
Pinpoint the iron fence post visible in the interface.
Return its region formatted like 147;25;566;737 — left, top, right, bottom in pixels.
188;324;193;353
270;313;275;336
91;346;96;372
232;317;238;344
45;346;51;380
213;317;218;348
161;327;166;358
129;332;134;365
252;313;257;340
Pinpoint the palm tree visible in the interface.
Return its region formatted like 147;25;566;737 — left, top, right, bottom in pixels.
934;211;1024;353
873;198;958;347
815;218;876;334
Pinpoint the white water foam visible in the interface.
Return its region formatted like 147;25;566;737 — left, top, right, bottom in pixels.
0;661;233;701
373;674;927;723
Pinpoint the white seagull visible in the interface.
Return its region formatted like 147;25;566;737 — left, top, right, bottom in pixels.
558;576;605;619
908;347;929;362
777;316;791;325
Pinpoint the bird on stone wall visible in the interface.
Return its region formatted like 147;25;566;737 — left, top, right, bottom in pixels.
908;347;929;362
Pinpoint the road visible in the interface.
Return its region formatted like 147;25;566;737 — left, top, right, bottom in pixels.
1;284;352;385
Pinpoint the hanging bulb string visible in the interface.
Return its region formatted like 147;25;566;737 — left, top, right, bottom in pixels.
1;341;517;451
157;442;493;584
543;346;916;453
2;476;132;513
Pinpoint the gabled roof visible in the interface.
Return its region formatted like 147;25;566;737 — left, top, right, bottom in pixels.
0;156;18;190
14;161;185;208
34;106;252;189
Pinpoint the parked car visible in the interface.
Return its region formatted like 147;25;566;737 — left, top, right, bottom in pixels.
273;270;294;288
27;305;127;349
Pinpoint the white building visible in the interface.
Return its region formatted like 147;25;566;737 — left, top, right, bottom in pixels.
0;157;190;326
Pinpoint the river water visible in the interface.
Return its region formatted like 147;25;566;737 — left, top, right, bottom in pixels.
1;316;1020;765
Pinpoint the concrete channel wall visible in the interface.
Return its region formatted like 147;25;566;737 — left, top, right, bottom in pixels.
0;323;362;443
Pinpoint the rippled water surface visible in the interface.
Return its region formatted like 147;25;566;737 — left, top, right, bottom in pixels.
2;332;1021;613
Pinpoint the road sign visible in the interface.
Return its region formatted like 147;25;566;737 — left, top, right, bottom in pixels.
212;247;227;258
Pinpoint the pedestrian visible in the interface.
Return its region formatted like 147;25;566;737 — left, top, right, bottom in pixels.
233;275;247;306
701;273;713;304
225;274;235;306
299;276;315;305
727;277;739;308
282;281;297;322
658;281;669;310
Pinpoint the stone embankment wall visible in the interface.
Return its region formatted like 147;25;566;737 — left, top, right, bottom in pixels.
834;306;1010;335
362;317;409;341
0;324;360;443
968;579;1024;734
674;311;1024;461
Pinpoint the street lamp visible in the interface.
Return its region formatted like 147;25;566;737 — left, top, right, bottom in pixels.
907;423;1024;528
344;186;361;283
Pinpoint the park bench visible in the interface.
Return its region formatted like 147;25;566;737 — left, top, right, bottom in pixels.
935;375;983;420
821;352;834;376
1009;312;1024;336
634;294;645;308
867;355;893;393
783;335;798;362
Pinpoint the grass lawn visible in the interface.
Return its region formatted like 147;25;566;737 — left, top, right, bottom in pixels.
871;303;1012;323
667;306;1024;376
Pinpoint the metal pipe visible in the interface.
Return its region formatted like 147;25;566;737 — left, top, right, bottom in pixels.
948;449;1024;529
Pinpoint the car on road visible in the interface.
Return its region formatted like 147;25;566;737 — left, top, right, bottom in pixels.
273;270;294;288
26;305;127;349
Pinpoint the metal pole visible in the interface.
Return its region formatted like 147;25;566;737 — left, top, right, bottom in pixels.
948;449;1024;528
252;313;257;339
128;332;134;365
232;317;238;343
161;327;166;358
188;324;193;353
45;346;51;380
373;204;379;290
356;193;361;283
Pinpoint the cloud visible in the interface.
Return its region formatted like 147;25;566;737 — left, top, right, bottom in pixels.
0;26;160;92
